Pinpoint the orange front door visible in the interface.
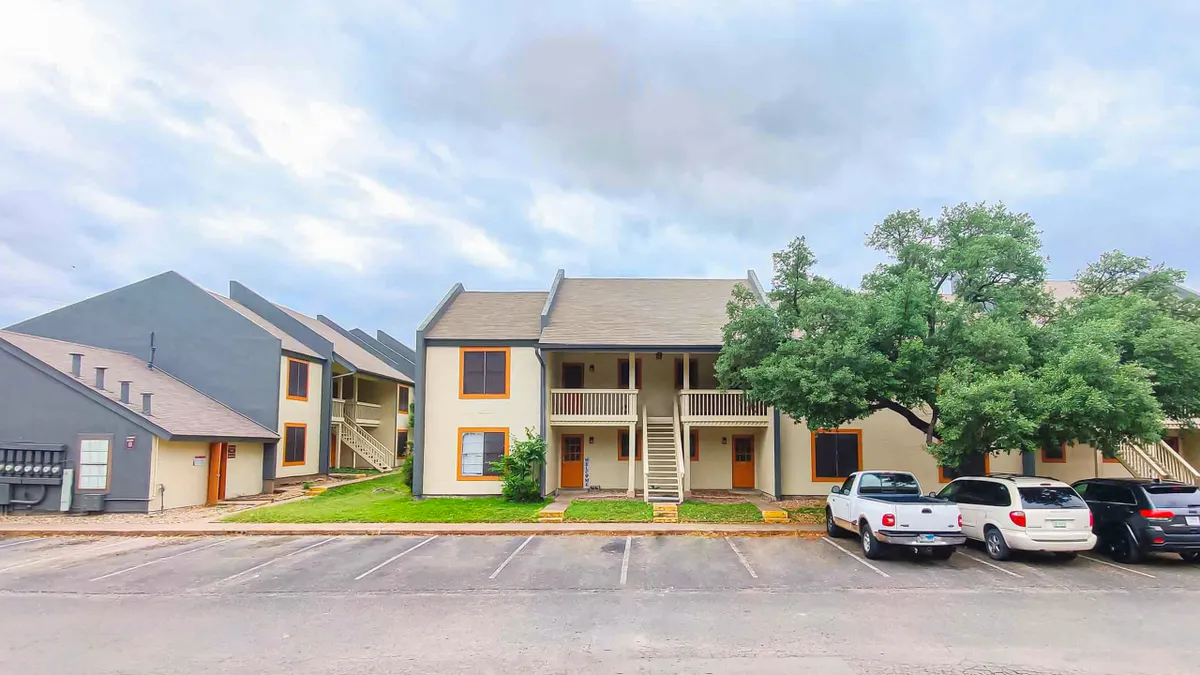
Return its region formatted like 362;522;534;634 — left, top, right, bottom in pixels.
561;435;584;488
732;435;755;489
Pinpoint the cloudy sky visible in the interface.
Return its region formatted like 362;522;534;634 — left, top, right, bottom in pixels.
2;1;1198;342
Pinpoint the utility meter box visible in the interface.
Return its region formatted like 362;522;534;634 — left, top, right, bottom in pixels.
75;493;107;513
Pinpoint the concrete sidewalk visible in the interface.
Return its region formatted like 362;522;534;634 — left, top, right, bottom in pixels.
0;520;824;538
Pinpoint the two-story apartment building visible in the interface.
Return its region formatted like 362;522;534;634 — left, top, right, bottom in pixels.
413;271;1199;503
2;271;417;511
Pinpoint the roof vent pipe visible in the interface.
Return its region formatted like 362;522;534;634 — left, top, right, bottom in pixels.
94;367;107;390
70;353;83;377
141;393;153;416
119;381;131;404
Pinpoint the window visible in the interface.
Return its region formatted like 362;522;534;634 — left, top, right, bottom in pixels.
936;481;962;501
617;428;643;461
561;362;585;389
688;429;700;461
397;430;409;459
77;435;112;491
617;358;643;389
979;482;1013;507
286;359;309;401
562;435;583;462
398;386;410;413
1085;482;1136;505
1041;443;1066;463
1145;484;1200;509
939;453;989;482
1019;487;1087;509
811;429;861;481
857;472;920;495
283;424;307;466
458;428;508;479
838;476;856;495
674;358;700;389
460;348;509;398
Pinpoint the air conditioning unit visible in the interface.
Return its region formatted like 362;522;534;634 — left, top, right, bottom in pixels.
75;493;107;513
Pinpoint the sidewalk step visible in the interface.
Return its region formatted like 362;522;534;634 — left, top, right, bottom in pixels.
761;509;790;524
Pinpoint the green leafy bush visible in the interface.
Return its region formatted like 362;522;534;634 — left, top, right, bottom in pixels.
400;451;415;490
490;427;546;502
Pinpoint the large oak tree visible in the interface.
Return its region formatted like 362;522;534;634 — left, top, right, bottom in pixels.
717;203;1200;467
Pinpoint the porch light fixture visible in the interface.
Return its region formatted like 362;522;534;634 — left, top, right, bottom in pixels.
656;352;663;360
722;437;728;445
588;436;594;444
588;364;594;372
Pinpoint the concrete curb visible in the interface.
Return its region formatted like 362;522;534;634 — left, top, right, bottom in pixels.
0;522;825;538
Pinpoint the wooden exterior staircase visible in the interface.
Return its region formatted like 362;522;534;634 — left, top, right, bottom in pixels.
336;417;393;473
1117;437;1200;486
642;401;684;505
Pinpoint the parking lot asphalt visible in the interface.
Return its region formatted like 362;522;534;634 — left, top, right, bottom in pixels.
0;534;1197;675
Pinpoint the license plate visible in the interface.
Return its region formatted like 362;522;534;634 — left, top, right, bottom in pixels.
1052;520;1067;528
1187;516;1200;526
919;534;936;542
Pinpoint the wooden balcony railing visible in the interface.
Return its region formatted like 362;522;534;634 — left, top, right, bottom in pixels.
332;398;346;421
680;390;769;425
550;389;638;425
332;398;382;426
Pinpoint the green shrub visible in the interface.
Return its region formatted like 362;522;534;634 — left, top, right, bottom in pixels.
400;451;415;490
490;427;546;503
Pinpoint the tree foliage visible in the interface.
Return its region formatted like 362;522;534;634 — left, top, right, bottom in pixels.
490;427;546;503
718;203;1199;467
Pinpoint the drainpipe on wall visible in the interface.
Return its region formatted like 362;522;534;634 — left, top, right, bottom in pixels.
536;348;547;497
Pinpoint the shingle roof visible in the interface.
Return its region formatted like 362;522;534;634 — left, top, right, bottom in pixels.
207;293;320;359
277;306;412;383
0;331;278;440
425;291;548;340
539;278;747;347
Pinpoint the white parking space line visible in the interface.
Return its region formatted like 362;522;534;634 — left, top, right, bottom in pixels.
220;537;336;583
354;536;438;581
958;550;1024;578
619;536;632;585
1080;554;1157;579
725;538;758;579
0;538;42;551
0;539;130;573
820;537;890;578
489;536;533;580
90;540;226;582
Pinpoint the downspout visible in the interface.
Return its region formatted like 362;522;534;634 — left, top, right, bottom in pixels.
773;408;783;499
536;347;547;497
1021;449;1036;476
413;331;427;498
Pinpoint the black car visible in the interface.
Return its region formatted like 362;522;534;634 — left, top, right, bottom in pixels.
1072;478;1200;563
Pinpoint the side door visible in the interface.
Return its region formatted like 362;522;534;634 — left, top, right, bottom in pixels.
937;480;969;536
954;480;984;539
829;475;857;528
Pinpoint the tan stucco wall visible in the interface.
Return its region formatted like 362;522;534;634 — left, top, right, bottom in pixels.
224;442;265;498
683;426;771;492
148;439;209;510
546;351;719;418
1169;429;1200;469
277;355;324;478
1034;442;1132;484
551;426;645;491
779;410;1023;496
423;345;541;495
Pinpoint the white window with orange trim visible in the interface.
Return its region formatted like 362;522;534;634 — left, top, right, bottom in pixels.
459;428;508;479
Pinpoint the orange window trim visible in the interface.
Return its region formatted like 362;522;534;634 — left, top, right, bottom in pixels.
457;427;509;481
809;428;863;482
282;422;308;466
938;454;991;483
617;358;643;389
617;428;643;461
1041;443;1067;463
1102;453;1121;464
689;429;700;461
459;347;511;399
285;358;309;401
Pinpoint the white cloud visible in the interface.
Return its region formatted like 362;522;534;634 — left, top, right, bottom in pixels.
0;242;92;321
528;185;627;247
69;185;157;224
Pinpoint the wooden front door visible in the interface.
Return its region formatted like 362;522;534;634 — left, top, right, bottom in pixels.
561;435;584;488
732;435;755;489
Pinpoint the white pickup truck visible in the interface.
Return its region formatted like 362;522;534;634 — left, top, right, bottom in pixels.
826;471;965;560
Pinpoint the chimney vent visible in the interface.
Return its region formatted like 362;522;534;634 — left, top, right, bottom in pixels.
70;353;83;377
94;367;107;390
141;393;153;416
119;381;131;404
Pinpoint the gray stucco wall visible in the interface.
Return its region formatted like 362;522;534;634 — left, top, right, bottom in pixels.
7;271;281;431
0;350;156;513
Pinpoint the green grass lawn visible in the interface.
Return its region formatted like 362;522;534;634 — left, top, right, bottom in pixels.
224;473;548;523
788;506;826;524
563;499;653;522
678;500;764;523
329;467;380;475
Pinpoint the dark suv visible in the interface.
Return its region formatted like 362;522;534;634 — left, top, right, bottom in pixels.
1072;478;1200;563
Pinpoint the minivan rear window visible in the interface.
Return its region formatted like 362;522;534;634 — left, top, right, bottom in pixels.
1146;486;1200;509
1018;487;1088;509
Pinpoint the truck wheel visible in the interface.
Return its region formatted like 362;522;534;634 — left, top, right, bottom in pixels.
1110;529;1144;564
929;547;955;561
984;527;1011;561
825;509;845;538
860;523;886;560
